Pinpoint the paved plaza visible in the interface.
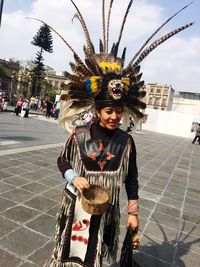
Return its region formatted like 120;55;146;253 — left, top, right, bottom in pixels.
0;112;200;267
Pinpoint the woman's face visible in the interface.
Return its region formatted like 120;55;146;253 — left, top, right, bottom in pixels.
97;106;123;130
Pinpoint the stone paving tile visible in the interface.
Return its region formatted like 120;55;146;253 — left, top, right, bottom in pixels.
141;185;163;196
1;205;40;224
159;197;182;210
0;181;15;193
22;171;46;181
41;188;63;202
24;195;57;212
20;182;50;194
144;221;178;242
139;190;160;202
0;216;19;238
163;191;184;203
183;204;200;224
181;221;200;238
38;176;61;187
0;170;14;179
26;214;55;237
0;248;21;267
19;262;38;267
28;240;55;266
138;235;175;264
46;205;59;217
146;180;166;190
3;166;29;175
20;163;44;172
177;233;200;254
0;226;49;257
134;252;172;267
150;211;180;229
139;198;156;210
175;247;200;267
1;188;35;203
165;184;186;196
184;197;200;208
30;160;54;168
138;206;152;220
0;196;17;212
2;175;30;187
154;203;181;218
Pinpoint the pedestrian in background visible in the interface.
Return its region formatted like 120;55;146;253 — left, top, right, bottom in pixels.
21;99;30;118
192;122;200;145
15;98;23;116
54;99;60;120
45;98;53;118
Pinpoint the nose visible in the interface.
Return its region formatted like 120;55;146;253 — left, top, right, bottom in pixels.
115;83;121;87
111;111;118;120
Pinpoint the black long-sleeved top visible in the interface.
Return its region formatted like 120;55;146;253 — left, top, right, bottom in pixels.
57;123;139;200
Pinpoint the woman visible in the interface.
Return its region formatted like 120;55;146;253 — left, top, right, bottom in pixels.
15;98;23;116
46;90;139;267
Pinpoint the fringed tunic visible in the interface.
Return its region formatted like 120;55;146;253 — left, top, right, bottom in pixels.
45;123;138;267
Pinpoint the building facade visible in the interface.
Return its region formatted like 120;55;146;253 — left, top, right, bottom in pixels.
143;83;174;111
172;91;200;115
45;66;66;95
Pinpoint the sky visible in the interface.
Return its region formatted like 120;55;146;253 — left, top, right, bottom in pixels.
0;0;200;93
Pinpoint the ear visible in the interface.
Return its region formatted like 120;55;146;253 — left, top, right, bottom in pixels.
96;109;101;118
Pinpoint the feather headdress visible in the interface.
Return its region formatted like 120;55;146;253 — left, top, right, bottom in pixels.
27;1;194;132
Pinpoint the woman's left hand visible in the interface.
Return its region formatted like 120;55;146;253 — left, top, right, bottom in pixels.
126;214;139;230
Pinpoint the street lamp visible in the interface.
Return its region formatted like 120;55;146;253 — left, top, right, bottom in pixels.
0;0;4;28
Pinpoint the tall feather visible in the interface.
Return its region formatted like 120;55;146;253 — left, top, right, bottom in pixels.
127;2;193;68
133;22;194;67
102;0;106;52
117;0;133;48
70;0;95;55
106;0;114;53
99;39;104;53
73;53;93;76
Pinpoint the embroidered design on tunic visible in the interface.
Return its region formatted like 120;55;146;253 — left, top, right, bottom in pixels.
98;142;104;152
98;160;107;170
106;151;115;160
88;152;97;161
72;219;90;231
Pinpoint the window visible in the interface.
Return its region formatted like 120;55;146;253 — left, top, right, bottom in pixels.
154;98;160;106
162;99;167;107
148;98;153;105
163;89;168;95
156;89;161;94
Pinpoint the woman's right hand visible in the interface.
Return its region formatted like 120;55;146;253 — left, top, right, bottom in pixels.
73;176;90;192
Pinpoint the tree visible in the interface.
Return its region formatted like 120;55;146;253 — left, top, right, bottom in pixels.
31;24;53;96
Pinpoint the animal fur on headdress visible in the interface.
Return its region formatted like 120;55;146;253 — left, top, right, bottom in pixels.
27;1;194;132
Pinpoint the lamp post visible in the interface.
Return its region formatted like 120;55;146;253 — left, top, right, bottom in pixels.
0;0;4;28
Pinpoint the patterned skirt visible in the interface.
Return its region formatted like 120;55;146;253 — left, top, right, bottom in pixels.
44;184;105;267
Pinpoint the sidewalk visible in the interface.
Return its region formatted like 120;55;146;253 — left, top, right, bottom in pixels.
0;126;200;266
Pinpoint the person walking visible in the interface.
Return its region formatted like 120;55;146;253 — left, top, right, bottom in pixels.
192;123;200;144
54;99;60;120
21;99;30;118
15;98;23;116
45;99;53;118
